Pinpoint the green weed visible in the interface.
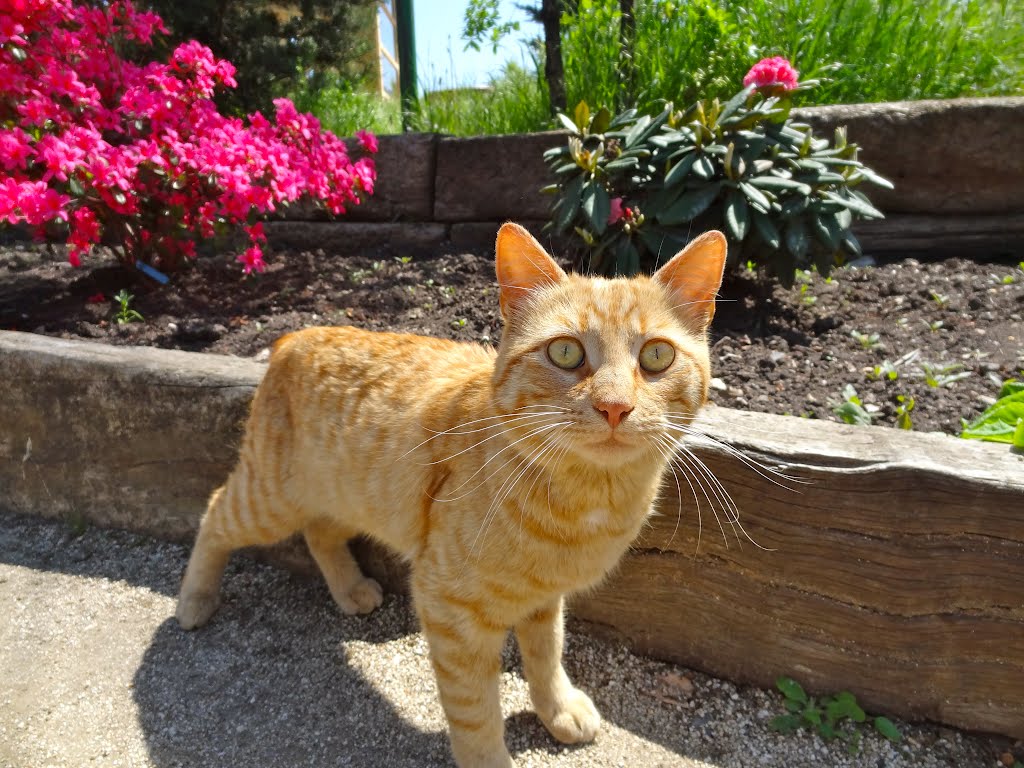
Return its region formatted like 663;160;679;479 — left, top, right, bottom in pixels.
113;289;144;324
770;677;902;755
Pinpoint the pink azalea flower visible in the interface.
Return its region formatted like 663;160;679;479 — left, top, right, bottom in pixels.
743;57;800;91
237;244;266;275
2;0;375;272
607;196;625;225
355;129;379;154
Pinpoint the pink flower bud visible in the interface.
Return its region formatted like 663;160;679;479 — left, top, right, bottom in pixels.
743;57;799;91
607;196;625;225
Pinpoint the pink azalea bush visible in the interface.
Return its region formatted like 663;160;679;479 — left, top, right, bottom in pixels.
743;56;800;92
0;0;376;274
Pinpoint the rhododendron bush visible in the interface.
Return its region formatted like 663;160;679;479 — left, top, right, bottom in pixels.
0;0;377;274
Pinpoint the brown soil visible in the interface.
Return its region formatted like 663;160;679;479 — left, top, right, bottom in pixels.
2;239;1022;436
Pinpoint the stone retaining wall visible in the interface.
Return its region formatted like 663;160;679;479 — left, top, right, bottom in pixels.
270;97;1024;256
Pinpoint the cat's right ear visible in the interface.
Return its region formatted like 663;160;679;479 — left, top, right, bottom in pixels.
495;222;567;319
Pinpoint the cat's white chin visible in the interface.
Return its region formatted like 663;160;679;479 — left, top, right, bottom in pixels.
574;433;649;467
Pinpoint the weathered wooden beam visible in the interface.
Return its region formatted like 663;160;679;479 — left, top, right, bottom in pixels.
574;407;1024;737
1;331;1021;736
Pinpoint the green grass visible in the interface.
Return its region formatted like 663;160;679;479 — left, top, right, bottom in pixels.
407;59;550;135
297;0;1022;137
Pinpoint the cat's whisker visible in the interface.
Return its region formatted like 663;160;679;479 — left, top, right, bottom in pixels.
510;430;572;549
676;444;741;533
425;407;571;436
433;421;573;502
674;443;775;552
545;437;575;523
414;415;570;467
662;440;726;546
665;409;815;442
399;408;569;460
649;434;689;553
459;427;570;581
662;417;807;488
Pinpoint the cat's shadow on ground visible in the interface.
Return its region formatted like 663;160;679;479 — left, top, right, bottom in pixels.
1;514;699;767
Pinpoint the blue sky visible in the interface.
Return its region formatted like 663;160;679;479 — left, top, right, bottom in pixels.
379;1;540;92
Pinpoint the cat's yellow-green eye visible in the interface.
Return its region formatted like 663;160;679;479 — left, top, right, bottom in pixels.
639;339;675;373
547;337;585;369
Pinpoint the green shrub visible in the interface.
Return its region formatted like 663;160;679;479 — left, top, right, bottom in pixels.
542;60;891;283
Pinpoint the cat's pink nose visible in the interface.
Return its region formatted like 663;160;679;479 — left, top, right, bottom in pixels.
595;402;633;428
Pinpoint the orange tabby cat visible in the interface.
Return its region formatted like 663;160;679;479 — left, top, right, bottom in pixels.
176;222;726;767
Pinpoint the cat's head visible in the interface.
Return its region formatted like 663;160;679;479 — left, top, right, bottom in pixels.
491;222;726;469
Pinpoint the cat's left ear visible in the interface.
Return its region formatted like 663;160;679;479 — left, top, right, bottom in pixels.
652;230;727;331
495;222;567;319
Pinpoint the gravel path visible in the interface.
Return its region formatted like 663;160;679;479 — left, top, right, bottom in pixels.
0;510;1004;768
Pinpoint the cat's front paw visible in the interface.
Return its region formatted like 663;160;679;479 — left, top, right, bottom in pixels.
541;687;601;744
336;576;383;615
176;589;220;630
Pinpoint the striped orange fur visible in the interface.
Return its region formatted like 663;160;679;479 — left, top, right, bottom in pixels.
176;222;727;768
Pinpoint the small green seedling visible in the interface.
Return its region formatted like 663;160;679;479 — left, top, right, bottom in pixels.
866;349;919;382
895;394;915;430
961;379;1024;448
923;319;944;333
833;384;873;426
799;283;816;305
113;289;144;324
850;330;880;350
929;290;949;307
451;317;468;330
770;677;902;755
920;361;971;388
395;255;413;265
866;361;898;382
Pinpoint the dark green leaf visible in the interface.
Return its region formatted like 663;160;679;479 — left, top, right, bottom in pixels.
555;175;584;232
609;108;638;128
605;156;640;173
740;181;772;213
785;217;810;260
10;45;27;62
543;145;571;161
781;197;810;216
840;229;862;256
591;107;612;134
749;176;812;195
753;212;782;249
724;191;750;241
873;717;902;743
582;183;611;236
811;213;841;249
624;115;653;148
717;85;754;124
664;152;698;188
692;154;716;179
775;677;808;704
823;190;884;220
657;183;721;226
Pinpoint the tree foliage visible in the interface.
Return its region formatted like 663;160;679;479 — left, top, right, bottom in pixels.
140;0;378;116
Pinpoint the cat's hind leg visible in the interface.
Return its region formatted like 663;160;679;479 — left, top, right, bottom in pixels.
303;519;383;615
176;464;300;630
